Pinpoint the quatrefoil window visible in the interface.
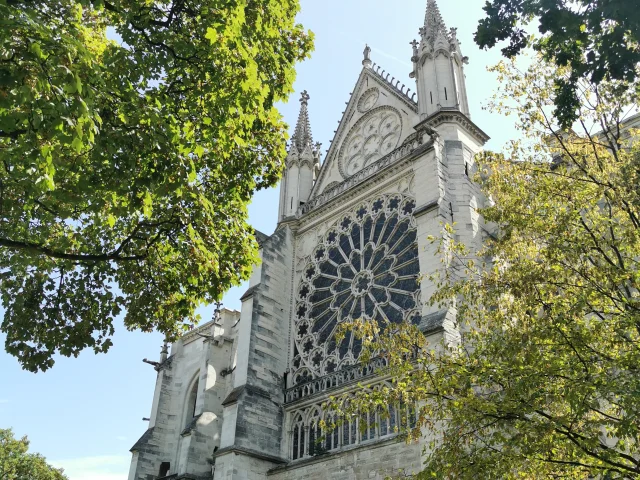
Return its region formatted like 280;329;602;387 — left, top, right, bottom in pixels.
292;194;421;379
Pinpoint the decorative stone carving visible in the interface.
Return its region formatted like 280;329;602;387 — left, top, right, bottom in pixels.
357;87;379;113
339;106;402;178
292;194;421;381
301;134;428;216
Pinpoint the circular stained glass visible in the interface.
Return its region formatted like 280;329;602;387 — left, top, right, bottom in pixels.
292;194;421;382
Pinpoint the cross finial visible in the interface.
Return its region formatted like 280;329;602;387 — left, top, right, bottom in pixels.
410;39;420;61
291;90;314;153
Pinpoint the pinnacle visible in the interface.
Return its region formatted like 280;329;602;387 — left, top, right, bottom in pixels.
421;0;448;41
291;90;314;153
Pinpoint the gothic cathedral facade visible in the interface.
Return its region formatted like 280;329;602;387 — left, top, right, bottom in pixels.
128;1;489;478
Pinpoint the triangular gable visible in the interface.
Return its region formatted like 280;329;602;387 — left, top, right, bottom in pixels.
311;64;420;198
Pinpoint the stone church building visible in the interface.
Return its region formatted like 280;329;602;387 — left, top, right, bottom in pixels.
128;1;489;478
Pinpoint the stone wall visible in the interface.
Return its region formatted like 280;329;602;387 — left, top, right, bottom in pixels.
128;309;240;480
268;439;423;480
214;226;294;477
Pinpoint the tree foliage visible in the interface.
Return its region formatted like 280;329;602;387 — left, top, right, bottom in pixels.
0;0;312;371
0;429;67;480
332;60;640;478
475;0;640;128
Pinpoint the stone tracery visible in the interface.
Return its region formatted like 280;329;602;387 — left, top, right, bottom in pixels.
339;106;402;178
287;386;418;461
292;193;421;383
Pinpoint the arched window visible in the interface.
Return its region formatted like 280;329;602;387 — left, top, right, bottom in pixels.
323;412;339;452
291;413;305;460
359;409;376;442
379;404;398;437
342;412;357;447
308;409;321;456
398;401;418;431
185;373;199;425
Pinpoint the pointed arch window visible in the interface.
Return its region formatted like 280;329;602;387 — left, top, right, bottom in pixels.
185;373;199;426
291;413;305;460
323;412;340;452
308;410;321;456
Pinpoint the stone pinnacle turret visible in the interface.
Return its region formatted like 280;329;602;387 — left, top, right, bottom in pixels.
291;90;314;154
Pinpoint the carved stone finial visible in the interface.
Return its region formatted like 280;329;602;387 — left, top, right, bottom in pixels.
449;27;458;42
213;301;223;323
410;39;419;60
421;0;448;49
160;339;169;362
362;44;372;67
291;90;313;153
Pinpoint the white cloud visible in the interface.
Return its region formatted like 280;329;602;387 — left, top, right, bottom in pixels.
51;455;130;480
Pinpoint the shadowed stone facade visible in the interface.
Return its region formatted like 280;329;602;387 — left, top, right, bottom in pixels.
128;2;490;479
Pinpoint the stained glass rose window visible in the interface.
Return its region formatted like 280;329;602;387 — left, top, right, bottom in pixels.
292;194;421;382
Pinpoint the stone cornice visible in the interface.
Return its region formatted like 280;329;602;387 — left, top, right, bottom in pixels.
419;109;490;145
213;445;288;465
181;320;214;345
300;134;433;221
414;199;440;217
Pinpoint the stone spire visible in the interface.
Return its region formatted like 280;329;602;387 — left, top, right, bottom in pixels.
419;0;450;51
412;0;471;119
279;90;318;221
292;90;313;153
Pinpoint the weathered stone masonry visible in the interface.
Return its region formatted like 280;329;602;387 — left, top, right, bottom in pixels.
128;2;491;479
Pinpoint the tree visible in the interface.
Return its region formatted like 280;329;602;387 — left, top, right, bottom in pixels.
332;59;640;478
0;429;67;480
0;1;313;371
475;0;640;128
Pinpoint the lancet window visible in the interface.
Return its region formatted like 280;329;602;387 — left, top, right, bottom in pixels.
288;399;416;460
291;413;305;460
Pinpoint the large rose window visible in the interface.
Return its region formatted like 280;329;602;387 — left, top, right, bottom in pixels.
292;194;421;382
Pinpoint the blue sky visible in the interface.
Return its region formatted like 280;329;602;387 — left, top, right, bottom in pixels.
0;1;521;478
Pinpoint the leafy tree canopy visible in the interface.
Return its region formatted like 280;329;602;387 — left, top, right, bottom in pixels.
332;59;640;479
475;0;640;128
0;428;67;480
0;0;312;371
